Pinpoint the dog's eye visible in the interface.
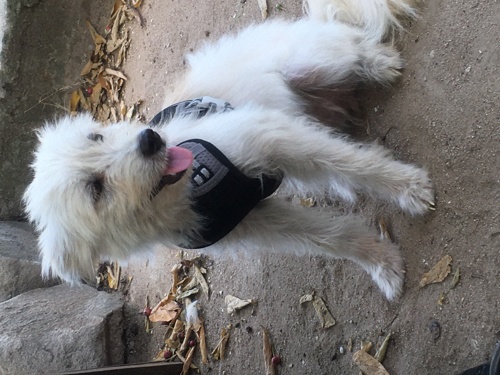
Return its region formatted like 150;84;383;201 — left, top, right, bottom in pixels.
87;133;104;142
88;178;104;203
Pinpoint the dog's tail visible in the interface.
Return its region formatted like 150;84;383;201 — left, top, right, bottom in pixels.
303;0;417;41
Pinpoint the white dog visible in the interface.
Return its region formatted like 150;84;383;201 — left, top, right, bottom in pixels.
23;0;434;301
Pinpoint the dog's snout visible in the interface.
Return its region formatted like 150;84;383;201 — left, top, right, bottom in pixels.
139;129;165;157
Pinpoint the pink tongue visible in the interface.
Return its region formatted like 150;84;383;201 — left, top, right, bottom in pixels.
165;147;193;174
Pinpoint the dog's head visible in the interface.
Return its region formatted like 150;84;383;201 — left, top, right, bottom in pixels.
23;114;193;283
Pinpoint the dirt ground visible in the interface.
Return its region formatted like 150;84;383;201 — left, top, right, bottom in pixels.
38;0;498;374
112;0;500;374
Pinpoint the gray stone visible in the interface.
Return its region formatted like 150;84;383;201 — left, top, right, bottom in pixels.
0;284;125;375
0;221;38;261
0;221;58;302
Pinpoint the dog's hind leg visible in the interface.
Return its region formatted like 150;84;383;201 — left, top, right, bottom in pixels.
227;199;404;300
282;24;405;89
165;18;404;116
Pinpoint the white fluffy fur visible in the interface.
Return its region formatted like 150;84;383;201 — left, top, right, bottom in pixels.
23;0;434;301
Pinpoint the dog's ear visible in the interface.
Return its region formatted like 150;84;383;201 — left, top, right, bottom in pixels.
36;222;96;284
23;179;92;284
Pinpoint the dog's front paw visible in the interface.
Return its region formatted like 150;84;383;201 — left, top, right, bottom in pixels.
398;169;436;215
369;240;405;301
363;44;404;84
372;263;405;301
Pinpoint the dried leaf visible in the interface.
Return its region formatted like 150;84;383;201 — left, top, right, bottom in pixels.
81;61;99;76
261;327;276;375
299;293;314;304
107;35;125;54
194;265;210;298
107;18;129;54
182;277;197;292
212;325;231;361
179;326;193;353
79;90;91;112
149;302;180;323
177;288;199;300
119;100;127;121
116;35;130;67
164;319;184;350
437;291;446;305
110;107;118;123
90;67;100;82
195;322;208;364
300;293;335;328
111;0;123;17
170;263;183;294
91;44;104;63
126;6;145;27
152;348;167;362
106;262;120;290
312;295;335;328
105;68;127;80
98;106;111;121
85;20;106;45
69;90;81;113
89;82;102;107
257;0;268;19
225;295;255;314
181;346;195;375
152;352;162;362
360;340;373;352
111;79;121;103
110;7;121;45
125;105;135;121
147;258;214;366
132;0;142;8
450;266;460;289
98;72;111;91
119;7;128;26
420;255;452;287
75;0;139;124
353;350;390;375
149;294;181;323
374;332;391;363
170;319;185;340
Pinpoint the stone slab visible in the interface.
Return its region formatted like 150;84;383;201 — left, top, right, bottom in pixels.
0;284;125;374
0;221;58;302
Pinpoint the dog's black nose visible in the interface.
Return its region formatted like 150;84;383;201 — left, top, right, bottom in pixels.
139;129;165;157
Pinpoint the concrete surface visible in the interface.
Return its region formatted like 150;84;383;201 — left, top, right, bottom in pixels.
0;0;498;374
0;284;124;375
